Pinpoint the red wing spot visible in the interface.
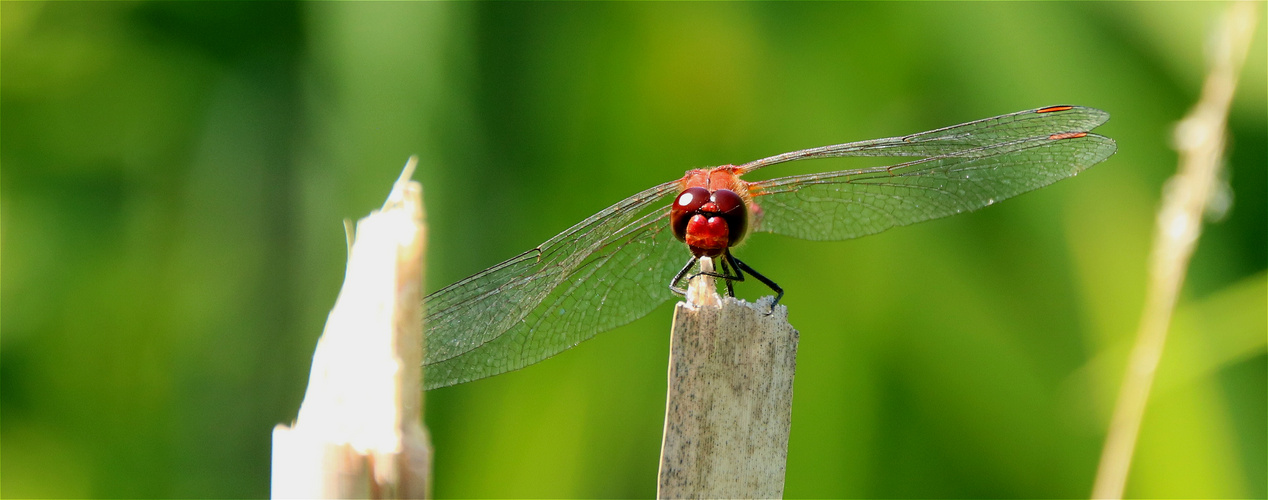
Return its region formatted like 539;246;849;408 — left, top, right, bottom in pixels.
1037;105;1075;113
1049;132;1088;140
1034;105;1075;113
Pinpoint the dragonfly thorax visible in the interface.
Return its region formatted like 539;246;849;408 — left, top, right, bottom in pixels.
671;186;748;257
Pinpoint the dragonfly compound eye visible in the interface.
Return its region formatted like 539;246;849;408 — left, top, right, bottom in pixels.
671;187;711;242
710;189;748;246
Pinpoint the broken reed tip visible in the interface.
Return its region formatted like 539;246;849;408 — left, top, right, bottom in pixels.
686;256;721;308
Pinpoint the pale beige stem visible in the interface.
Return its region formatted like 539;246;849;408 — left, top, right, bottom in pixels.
658;257;799;499
272;157;432;499
686;256;720;307
1090;4;1258;499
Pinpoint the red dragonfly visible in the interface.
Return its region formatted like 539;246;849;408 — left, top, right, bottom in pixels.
423;105;1116;389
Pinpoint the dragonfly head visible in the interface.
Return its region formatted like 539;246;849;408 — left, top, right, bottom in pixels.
671;186;748;257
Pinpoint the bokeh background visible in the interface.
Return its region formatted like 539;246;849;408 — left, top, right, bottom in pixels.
3;2;1265;498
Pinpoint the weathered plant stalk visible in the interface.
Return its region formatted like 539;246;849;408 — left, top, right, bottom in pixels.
658;256;800;499
272;158;432;499
1090;4;1257;498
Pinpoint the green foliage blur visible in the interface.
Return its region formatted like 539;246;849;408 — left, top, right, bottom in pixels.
3;2;1265;498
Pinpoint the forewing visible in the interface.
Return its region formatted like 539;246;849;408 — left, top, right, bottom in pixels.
739;106;1109;171
423;181;685;389
750;133;1117;241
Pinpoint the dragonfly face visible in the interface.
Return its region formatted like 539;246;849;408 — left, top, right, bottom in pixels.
422;105;1118;390
670;183;749;258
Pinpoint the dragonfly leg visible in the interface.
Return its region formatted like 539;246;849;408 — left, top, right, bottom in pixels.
669;256;699;297
717;257;736;297
685;256;743;284
728;254;784;315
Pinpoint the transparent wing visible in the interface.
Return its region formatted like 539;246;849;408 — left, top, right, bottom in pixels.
423;181;685;389
749;132;1117;241
421;105;1116;389
738;105;1109;172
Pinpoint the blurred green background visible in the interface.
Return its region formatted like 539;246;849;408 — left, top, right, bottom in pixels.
3;2;1265;498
